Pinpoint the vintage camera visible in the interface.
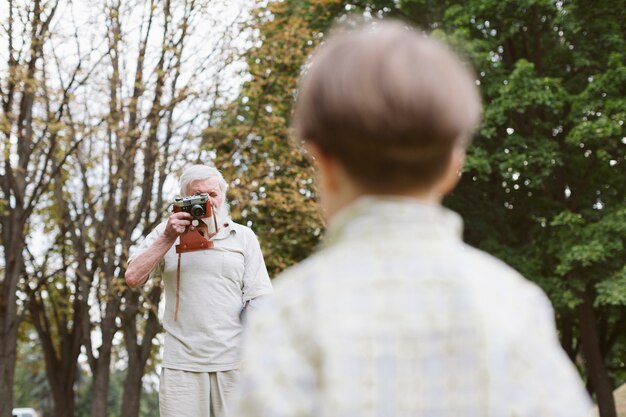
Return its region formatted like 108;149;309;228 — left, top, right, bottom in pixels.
173;193;211;218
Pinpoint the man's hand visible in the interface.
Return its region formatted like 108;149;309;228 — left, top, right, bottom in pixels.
126;212;191;288
164;211;193;238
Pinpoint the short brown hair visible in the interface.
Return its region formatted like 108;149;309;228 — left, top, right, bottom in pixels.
293;20;482;192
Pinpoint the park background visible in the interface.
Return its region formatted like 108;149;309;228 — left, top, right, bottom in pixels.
1;0;625;416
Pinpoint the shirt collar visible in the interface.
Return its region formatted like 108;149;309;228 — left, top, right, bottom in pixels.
323;195;463;248
209;217;236;241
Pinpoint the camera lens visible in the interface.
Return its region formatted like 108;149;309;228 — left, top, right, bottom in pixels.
191;204;205;217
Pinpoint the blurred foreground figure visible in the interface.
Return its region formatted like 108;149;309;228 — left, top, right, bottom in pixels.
234;20;592;417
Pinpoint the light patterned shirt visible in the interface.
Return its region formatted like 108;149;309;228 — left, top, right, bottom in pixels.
235;196;592;417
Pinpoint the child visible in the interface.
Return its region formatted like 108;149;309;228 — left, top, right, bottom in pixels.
234;20;591;417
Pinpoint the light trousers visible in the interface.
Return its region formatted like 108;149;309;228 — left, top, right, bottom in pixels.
159;368;240;417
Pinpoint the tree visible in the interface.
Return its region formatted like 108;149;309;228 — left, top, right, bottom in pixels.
435;1;626;415
0;1;84;415
226;1;626;416
4;0;245;416
39;0;243;415
211;0;352;276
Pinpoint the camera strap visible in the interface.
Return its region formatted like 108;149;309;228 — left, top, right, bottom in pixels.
210;201;219;234
173;204;218;321
175;253;182;321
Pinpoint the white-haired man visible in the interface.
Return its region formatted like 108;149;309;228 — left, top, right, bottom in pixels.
125;164;272;417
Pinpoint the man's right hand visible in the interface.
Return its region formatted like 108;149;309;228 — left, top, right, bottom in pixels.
164;211;193;239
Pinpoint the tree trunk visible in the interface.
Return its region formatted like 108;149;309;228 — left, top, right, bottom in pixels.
1;1;60;412
48;381;76;417
120;359;144;417
0;216;25;417
36;327;80;417
558;314;578;364
578;288;616;417
90;355;113;417
28;286;83;417
0;314;18;417
89;297;120;417
0;253;22;417
120;286;162;417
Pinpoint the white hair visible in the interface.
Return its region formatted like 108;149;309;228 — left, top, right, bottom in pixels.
179;164;229;196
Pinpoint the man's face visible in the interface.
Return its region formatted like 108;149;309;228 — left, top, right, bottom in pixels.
188;178;224;213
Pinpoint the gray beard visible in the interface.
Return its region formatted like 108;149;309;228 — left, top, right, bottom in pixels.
201;202;230;234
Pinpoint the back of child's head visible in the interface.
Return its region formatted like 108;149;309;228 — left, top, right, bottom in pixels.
294;20;482;193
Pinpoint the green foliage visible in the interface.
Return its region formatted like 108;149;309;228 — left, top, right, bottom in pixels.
224;0;626;403
438;0;626;400
553;209;626;277
597;266;626;306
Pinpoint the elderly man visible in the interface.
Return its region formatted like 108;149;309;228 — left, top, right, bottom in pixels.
125;164;272;417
